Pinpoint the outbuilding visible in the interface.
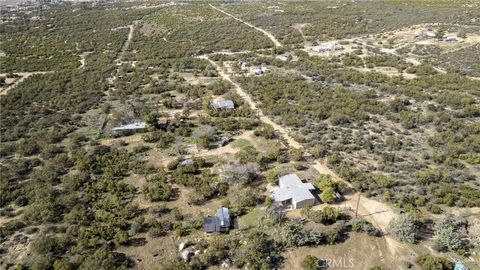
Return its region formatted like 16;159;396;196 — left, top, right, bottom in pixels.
212;100;235;111
312;43;344;53
112;122;147;135
443;35;457;42
204;207;230;233
250;66;268;75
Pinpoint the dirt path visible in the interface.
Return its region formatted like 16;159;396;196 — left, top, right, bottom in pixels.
208;4;282;48
200;54;412;262
199;55;301;149
200;54;397;226
113;22;136;64
78;51;92;69
0;71;52;95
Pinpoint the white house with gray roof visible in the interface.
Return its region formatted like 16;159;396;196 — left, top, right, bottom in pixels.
271;173;316;209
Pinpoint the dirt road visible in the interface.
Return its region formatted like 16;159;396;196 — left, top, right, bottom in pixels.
199;55;302;149
199;54;397;229
209;4;283;48
199;54;414;263
0;71;52;95
114;22;136;64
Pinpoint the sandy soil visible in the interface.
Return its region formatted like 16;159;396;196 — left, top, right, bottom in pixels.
78;51;91;68
353;67;418;80
282;233;417;270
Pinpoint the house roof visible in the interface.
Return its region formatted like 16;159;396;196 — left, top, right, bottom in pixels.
112;122;147;131
271;173;316;204
213;100;235;109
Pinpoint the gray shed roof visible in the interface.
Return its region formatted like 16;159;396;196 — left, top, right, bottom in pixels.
112;122;147;131
204;207;230;233
213;100;235;110
271;173;315;204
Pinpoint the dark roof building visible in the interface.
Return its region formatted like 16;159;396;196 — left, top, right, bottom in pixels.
204;207;230;233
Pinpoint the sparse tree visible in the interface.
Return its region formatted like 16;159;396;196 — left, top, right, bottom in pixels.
219;163;260;184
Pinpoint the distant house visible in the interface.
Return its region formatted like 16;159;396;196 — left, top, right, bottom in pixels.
271;174;316;209
275;55;288;61
180;159;193;166
212;100;235;111
443;35;457;42
250;66;267;75
204;207;230;233
422;30;436;38
312;43;344;53
112;122;147;135
238;60;249;68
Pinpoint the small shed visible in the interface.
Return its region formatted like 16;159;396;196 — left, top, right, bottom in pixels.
276;55;288;61
312;43;344;53
180;159;194;166
422;30;436;38
112;122;147;135
444;35;457;42
204;207;230;233
212;100;235;111
250;66;267;75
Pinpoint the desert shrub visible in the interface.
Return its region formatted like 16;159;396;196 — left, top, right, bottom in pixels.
301;255;319;270
320;187;336;204
219;163;260;184
388;213;416;243
253;124;276;139
80;248;128;270
306;206;340;224
281;224;324;247
433;215;463;252
235;231;283;269
143;175;173;202
426;203;443;214
415;253;453;270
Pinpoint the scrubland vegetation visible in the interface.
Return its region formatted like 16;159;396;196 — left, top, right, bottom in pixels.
1;0;479;269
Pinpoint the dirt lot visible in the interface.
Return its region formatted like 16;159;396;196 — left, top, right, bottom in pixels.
282;232;420;270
